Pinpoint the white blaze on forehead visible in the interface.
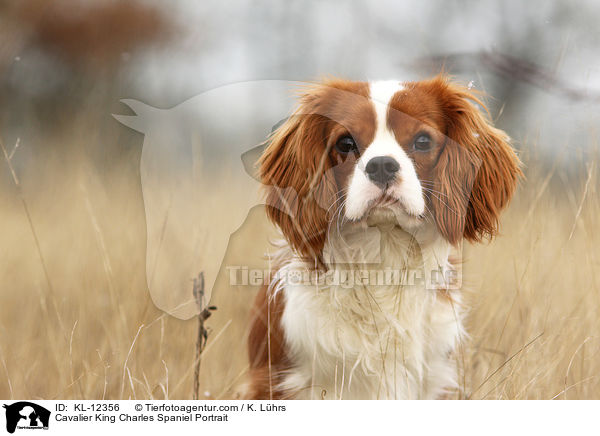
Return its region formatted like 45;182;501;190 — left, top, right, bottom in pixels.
369;80;404;134
364;80;407;160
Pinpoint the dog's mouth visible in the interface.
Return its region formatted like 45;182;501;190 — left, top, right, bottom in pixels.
368;193;423;219
343;189;426;227
372;193;399;208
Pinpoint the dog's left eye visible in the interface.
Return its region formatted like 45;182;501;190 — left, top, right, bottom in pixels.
335;136;359;155
413;133;432;152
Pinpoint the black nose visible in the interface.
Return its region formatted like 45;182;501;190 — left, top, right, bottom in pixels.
365;156;399;187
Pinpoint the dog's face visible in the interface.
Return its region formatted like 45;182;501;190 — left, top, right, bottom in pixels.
260;76;521;261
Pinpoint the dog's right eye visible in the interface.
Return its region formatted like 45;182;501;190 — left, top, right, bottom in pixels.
335;136;359;155
412;133;433;152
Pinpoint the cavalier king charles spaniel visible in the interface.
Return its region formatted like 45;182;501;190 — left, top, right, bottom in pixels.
245;75;521;399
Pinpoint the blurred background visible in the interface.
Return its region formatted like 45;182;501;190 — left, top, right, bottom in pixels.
1;0;599;400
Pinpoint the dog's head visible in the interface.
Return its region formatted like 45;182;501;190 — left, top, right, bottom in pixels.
260;76;522;261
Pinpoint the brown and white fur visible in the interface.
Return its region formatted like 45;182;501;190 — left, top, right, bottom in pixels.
246;76;521;400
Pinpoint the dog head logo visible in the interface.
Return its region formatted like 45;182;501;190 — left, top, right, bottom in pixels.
113;80;311;319
3;402;50;433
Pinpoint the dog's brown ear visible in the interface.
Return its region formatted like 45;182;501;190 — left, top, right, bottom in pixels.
429;77;522;245
259;93;337;261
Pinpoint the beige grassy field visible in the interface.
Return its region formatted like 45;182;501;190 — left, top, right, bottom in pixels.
0;131;599;400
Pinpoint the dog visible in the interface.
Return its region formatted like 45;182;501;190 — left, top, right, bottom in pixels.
246;75;521;399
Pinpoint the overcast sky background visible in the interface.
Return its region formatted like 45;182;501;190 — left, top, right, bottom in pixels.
2;0;600;168
122;0;600;166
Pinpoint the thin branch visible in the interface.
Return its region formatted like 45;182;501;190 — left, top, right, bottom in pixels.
192;272;216;400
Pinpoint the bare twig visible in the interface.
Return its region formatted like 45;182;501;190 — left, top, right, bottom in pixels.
192;272;217;400
179;317;230;398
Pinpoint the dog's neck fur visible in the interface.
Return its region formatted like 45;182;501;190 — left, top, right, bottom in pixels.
322;221;456;287
270;222;464;399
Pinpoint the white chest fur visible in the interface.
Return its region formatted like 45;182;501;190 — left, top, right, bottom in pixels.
273;224;465;399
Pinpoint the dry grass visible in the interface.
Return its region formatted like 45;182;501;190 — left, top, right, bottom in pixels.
0;132;599;400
